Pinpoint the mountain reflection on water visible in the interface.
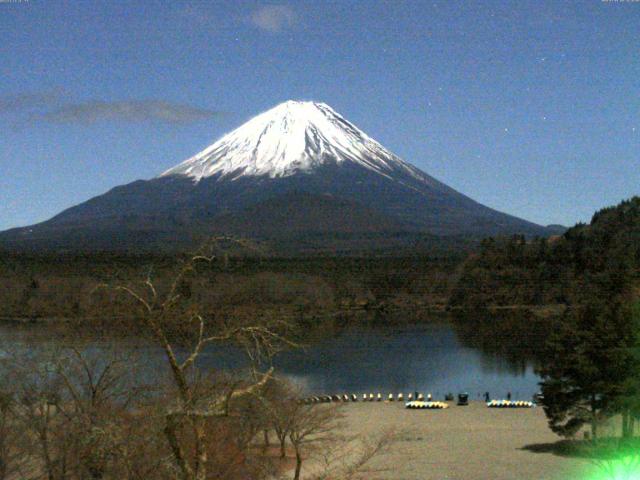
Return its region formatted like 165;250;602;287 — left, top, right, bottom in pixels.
0;312;550;400
265;318;544;399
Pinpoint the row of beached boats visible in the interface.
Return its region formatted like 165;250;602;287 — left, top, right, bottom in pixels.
405;400;449;409
300;394;536;409
300;393;437;404
486;400;535;408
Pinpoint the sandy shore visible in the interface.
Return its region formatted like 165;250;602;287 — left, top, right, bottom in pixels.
331;401;593;480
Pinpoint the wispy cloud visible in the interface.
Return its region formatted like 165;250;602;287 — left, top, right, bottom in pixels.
0;90;64;113
36;100;223;125
0;93;223;126
250;5;296;33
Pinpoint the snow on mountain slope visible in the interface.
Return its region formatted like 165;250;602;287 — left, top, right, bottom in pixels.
161;100;429;183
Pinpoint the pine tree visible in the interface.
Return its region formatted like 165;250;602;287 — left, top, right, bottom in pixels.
537;300;636;439
611;300;640;439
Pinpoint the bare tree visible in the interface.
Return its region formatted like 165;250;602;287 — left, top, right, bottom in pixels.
52;346;149;479
96;239;298;480
259;379;399;480
272;399;295;460
0;383;28;480
255;377;298;460
287;403;341;480
310;430;398;480
3;340;167;480
11;348;73;480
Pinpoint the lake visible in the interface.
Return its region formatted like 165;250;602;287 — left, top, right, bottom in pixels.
0;320;541;401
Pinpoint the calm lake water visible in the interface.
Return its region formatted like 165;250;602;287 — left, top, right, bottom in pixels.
0;321;541;400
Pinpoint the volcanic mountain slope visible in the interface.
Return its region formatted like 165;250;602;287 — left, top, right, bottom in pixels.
0;101;554;253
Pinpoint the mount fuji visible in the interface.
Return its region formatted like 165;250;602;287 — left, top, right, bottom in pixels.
0;101;556;253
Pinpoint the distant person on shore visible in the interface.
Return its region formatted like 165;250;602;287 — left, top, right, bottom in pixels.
507;392;511;401
484;392;490;402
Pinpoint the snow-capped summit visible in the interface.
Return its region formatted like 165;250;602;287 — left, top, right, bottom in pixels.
161;100;422;182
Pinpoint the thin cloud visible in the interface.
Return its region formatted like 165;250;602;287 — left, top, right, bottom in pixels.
34;100;223;125
0;90;64;113
250;5;296;33
1;92;224;127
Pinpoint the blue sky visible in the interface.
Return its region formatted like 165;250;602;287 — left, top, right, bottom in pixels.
1;0;639;230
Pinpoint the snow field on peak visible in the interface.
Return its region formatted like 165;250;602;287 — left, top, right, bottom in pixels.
161;101;425;183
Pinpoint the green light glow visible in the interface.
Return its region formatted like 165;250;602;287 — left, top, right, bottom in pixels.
587;455;640;480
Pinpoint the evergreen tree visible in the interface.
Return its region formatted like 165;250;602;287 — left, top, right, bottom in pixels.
537;299;636;439
611;300;640;439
